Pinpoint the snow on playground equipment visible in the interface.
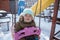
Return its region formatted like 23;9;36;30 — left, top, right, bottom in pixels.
0;10;11;34
15;27;41;40
0;10;7;18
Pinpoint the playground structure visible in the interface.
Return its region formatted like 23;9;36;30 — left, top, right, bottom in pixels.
50;0;60;40
31;0;55;15
0;0;60;40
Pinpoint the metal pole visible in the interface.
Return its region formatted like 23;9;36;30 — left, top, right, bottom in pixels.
7;22;9;31
50;0;59;40
39;0;42;29
14;0;17;26
34;0;39;17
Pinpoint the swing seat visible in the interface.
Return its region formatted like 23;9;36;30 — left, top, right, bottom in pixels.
14;27;41;40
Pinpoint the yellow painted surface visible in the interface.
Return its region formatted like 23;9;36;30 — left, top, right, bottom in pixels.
31;0;55;15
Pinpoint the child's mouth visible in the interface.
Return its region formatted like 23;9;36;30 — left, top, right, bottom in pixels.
26;19;30;20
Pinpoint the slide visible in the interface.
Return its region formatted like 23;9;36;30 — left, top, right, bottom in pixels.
31;0;55;15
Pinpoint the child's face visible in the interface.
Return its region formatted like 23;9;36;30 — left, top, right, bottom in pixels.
24;14;33;22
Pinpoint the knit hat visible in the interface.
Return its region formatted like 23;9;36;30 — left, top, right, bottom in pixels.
23;8;34;18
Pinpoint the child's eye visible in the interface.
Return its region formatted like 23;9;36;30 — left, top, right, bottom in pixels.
25;15;27;16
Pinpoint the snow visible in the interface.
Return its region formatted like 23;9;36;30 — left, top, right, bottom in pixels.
35;17;51;40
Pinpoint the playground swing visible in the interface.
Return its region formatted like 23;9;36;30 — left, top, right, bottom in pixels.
14;0;42;40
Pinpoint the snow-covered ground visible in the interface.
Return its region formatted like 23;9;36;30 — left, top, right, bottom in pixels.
0;14;60;40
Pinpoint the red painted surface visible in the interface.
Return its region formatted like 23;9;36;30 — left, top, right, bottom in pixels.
50;0;59;40
0;0;10;12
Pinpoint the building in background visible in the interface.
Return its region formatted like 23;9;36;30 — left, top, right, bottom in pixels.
25;0;37;8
